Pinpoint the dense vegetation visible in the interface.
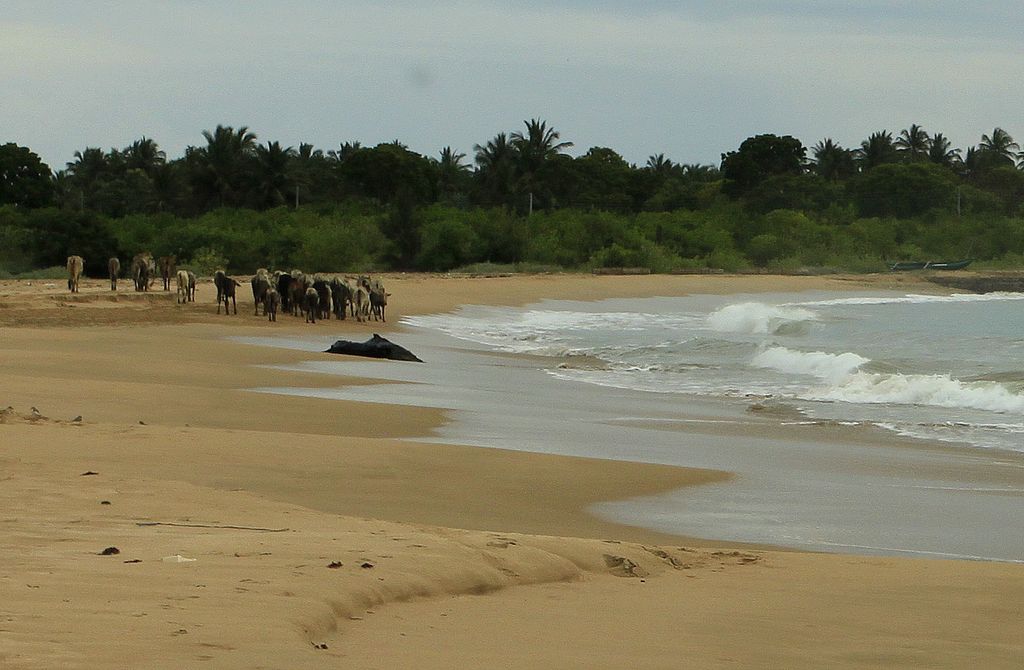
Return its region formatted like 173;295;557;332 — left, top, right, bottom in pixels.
3;120;1024;277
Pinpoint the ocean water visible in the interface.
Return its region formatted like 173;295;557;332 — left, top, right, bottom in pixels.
240;289;1024;562
404;291;1024;455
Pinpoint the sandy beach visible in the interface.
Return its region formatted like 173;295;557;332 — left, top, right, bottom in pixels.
2;271;1022;669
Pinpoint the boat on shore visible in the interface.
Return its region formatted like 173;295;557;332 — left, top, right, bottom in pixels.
889;259;972;272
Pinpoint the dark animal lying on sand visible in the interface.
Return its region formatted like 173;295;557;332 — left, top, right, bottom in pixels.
324;334;422;362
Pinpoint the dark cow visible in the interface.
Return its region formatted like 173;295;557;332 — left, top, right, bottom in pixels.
251;270;271;316
214;270;241;315
276;271;293;314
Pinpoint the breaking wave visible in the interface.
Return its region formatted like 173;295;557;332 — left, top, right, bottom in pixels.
707;302;818;335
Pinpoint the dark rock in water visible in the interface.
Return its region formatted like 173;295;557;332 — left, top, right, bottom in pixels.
325;334;422;362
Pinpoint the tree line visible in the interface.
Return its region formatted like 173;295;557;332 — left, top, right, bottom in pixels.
3;120;1024;276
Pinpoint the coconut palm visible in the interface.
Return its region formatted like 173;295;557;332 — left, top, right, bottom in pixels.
978;128;1019;168
65;147;111;208
811;138;856;180
288;143;328;206
474;133;513;171
510;118;573;174
855;131;898;170
679;164;720;181
66;147;108;185
507;119;573;211
927;133;962;169
895;124;930;162
979;128;1018;158
123;137;166;174
646;153;675;175
253;141;295;208
191;125;258;207
435;146;471;201
328;141;362;163
473;132;518;206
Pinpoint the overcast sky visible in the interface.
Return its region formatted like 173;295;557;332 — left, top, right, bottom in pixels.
4;1;1023;171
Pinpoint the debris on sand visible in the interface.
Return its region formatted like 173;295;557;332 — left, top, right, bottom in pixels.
325;334;422;362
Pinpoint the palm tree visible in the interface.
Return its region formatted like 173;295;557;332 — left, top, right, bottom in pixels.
679;164;720;181
65;147;109;208
473;132;518;207
328;141;362;163
253;141;295;208
894;124;930;162
474;133;514;171
978;128;1019;168
855;131;898;170
811;138;855;180
436;146;470;200
193;124;258;206
123;137;166;174
927;133;962;169
66;147;108;184
646;153;675;175
510;118;573;174
509;119;573;210
288;143;328;206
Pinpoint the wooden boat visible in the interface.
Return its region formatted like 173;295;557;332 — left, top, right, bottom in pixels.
889;259;972;272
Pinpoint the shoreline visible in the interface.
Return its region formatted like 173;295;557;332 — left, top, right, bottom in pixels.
3;273;1023;668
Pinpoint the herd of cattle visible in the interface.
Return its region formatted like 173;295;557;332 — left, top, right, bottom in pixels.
64;252;389;324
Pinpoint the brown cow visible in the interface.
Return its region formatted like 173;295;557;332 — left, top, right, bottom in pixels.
264;288;280;322
66;255;84;293
107;257;120;291
157;256;176;291
131;253;152;292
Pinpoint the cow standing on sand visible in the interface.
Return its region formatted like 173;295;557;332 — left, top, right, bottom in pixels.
304;286;320;323
66;255;84;293
275;271;293;314
352;284;369;322
214;270;241;315
186;271;197;302
175;269;190;304
288;270;308;317
264;288;280;322
157;256;176;291
359;275;389;322
251;269;271;316
131;253;152;292
107;257;120;291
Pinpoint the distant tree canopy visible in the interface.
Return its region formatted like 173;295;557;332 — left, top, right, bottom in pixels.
0;143;53;208
720;134;806;197
4;122;1024;276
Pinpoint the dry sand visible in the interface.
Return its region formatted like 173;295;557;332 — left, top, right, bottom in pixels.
1;271;1021;669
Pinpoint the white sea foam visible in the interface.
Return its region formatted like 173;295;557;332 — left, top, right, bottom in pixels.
794;292;1024;307
707;302;818;335
751;346;868;383
403;307;698;354
814;371;1024;413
